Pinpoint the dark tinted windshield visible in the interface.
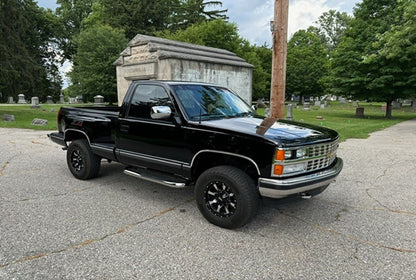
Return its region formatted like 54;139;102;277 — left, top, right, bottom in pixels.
171;84;254;120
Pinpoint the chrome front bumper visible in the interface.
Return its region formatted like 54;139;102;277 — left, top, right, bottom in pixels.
258;157;343;199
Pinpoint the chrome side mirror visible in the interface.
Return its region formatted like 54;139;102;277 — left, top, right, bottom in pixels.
151;106;172;120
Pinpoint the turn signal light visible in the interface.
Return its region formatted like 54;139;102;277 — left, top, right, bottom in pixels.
273;165;283;175
276;150;285;161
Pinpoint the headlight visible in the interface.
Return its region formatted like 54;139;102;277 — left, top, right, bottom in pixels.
296;148;307;159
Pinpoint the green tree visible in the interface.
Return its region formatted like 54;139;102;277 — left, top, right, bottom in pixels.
286;30;329;103
0;0;62;102
69;25;127;103
375;0;416;112
310;10;352;56
55;0;96;60
329;0;410;118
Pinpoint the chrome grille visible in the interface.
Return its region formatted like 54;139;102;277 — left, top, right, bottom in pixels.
306;140;338;172
308;141;339;158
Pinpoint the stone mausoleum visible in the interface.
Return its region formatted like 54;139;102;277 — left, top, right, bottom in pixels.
114;34;253;105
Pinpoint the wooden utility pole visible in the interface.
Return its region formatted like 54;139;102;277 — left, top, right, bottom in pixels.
270;0;289;119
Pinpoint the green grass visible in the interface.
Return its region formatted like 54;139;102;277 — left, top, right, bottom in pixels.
1;102;415;142
0;104;91;130
257;102;416;142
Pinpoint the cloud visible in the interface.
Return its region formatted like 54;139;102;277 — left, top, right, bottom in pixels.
222;0;359;45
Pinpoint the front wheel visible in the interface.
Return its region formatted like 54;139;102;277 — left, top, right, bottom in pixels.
195;166;259;229
66;139;101;180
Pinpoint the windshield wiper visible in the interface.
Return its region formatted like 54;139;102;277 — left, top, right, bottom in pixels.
189;113;225;121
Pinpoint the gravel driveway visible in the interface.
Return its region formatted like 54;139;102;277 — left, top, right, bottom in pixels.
0;120;415;279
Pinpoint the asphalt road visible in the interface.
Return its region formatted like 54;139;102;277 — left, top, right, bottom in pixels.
1;120;415;279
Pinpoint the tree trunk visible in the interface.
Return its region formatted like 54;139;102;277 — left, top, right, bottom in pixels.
413;96;416;112
385;100;393;119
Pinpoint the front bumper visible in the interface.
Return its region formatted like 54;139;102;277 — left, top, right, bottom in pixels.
258;157;343;199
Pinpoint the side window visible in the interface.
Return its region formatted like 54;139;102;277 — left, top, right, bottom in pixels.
127;85;173;119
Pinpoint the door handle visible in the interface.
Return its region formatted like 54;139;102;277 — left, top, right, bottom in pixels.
120;124;130;132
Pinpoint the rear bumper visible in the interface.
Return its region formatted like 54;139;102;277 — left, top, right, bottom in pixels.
258;157;343;199
47;132;67;147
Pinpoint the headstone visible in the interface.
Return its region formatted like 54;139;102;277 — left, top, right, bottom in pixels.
355;107;365;118
320;104;326;109
392;101;402;109
315;100;321;106
7;96;14;104
339;98;346;104
2;114;15;122
94;95;104;106
76;96;83;103
303;102;310;111
324;101;328;107
31;118;48;126
17;94;26;104
46;96;54;104
30;97;40;108
257;98;267;108
353;101;359;107
59;94;64;104
286;104;294;121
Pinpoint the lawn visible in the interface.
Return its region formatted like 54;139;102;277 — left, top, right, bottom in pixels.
0;104;90;130
1;102;415;142
257;102;416;142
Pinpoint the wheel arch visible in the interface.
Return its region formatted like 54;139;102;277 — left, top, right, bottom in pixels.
64;129;91;145
191;150;260;182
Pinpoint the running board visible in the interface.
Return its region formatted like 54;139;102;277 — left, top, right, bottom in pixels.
124;169;187;188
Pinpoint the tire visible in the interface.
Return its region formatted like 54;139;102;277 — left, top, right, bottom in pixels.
195;166;259;229
66;139;101;180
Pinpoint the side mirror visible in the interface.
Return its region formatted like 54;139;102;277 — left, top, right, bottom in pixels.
151;106;172;120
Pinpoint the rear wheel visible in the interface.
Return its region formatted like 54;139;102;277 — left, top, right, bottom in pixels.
67;139;101;180
195;166;258;229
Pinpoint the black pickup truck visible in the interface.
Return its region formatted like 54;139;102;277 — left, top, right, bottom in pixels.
49;81;343;228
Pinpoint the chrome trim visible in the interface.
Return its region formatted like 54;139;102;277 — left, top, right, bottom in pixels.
124;169;186;188
189;149;261;175
118;149;185;168
259;158;343;199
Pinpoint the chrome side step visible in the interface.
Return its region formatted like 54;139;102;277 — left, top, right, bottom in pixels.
124;169;187;188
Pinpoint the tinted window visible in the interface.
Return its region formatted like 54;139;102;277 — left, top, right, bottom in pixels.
128;85;172;119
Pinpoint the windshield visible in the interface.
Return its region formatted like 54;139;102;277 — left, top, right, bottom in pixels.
171;84;254;121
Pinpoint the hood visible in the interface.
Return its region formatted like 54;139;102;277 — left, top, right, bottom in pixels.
197;116;338;146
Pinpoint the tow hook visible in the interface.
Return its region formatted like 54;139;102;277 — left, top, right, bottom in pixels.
300;192;312;199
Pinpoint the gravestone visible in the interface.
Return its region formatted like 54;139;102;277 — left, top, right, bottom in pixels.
46;96;54;104
286;104;294;121
339;98;346;104
7;96;14;104
31;97;40;108
355;107;365;118
2;114;15;122
257;98;267;108
94;95;104;106
303;102;310;111
59;94;64;104
392;101;402;109
17;94;26;104
315;100;321;106
31;118;48;126
353;101;359;107
320;104;326;109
